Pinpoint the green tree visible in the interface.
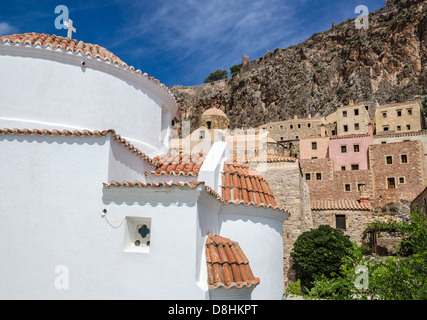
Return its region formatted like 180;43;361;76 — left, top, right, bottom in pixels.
306;208;427;300
204;69;228;83
290;225;353;290
229;63;242;75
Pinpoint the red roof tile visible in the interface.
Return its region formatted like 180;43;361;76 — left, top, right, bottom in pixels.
0;33;174;97
146;153;206;176
0;128;154;164
232;153;297;163
311;200;371;211
222;161;278;207
205;233;260;290
103;181;204;189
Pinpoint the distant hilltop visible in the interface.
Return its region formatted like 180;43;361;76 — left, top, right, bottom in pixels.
170;0;426;133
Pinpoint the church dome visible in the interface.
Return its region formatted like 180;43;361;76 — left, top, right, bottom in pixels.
0;32;172;94
0;32;177;155
202;107;227;118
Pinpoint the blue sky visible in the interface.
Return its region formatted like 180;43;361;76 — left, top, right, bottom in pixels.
0;0;385;87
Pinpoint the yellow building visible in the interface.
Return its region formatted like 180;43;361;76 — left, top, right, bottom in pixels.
375;99;424;134
336;101;378;136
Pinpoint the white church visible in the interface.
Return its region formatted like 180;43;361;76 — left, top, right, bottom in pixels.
0;31;290;300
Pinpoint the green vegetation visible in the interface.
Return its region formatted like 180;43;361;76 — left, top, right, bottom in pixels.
230;63;242;75
422;97;427;118
290;225;353;290
204;69;228;83
286;209;427;300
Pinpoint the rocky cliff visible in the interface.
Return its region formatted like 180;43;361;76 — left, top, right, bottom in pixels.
170;0;426;132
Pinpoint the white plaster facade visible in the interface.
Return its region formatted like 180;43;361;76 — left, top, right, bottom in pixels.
0;36;289;300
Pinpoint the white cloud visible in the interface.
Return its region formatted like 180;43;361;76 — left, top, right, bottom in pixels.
0;22;15;36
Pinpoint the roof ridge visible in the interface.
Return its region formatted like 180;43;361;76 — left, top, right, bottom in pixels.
0;32;175;99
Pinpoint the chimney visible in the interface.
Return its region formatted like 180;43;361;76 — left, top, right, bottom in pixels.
320;124;326;137
308;114;312;118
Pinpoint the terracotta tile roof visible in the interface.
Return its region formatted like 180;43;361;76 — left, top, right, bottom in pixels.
0;128;154;164
221;160;278;208
103;181;204;189
232;153;297;163
311;200;371;211
374;130;427;139
0;33;174;97
147;153;206;176
205;233;260;290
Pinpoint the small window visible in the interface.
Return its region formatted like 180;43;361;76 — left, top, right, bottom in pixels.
308;123;311;128
345;184;351;192
399;177;405;184
343;125;348;132
311;157;318;159
383;126;389;132
298;124;301;129
343;111;348;117
401;154;408;164
354;123;360;130
332;130;336;136
290;125;293;129
381;141;387;144
358;183;366;191
341;166;346;171
397;110;402;117
316;173;322;181
354;109;359;116
387;177;396;189
386;156;393;165
336;215;346;230
207;121;212;129
406;125;411;130
397;126;402;131
280;125;283;129
312;142;318;150
305;173;311;181
382;112;387;118
281;137;284;141
351;164;359;171
354;144;360;152
407;109;413;115
341;145;347;153
199;130;205;140
296;136;299;139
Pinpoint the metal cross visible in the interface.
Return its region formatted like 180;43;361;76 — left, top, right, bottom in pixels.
63;19;76;39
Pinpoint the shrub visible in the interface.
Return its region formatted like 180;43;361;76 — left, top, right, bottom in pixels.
204;69;228;83
230;63;242;75
290;225;353;289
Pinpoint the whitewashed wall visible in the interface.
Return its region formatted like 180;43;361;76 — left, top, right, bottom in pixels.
0;44;176;156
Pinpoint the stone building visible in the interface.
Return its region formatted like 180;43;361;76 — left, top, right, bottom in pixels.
335;101;377;136
259;115;326;142
311;199;372;244
374;100;424;134
368;140;426;209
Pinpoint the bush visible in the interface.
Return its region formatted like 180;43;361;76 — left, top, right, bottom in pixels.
305;209;427;300
204;69;228;83
230;63;242;75
290;225;353;289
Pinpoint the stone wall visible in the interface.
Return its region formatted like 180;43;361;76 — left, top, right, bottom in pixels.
312;209;373;244
369;140;425;208
249;160;313;289
260;117;324;142
374;100;423;134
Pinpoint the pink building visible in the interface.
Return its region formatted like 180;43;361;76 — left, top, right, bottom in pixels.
300;125;330;159
328;125;374;171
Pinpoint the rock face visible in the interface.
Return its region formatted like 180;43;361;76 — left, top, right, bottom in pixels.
170;0;426;133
